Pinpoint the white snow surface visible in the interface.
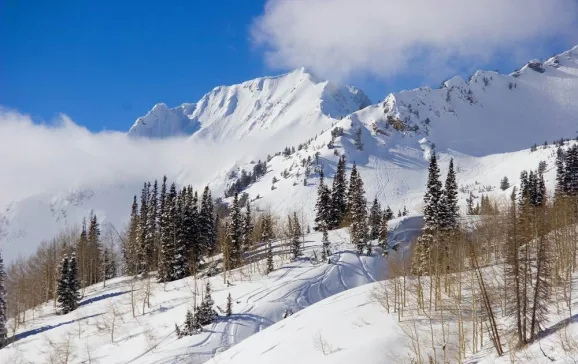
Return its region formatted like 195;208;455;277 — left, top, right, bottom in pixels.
0;217;423;364
1;45;578;264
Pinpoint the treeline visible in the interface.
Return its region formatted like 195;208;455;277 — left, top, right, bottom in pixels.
123;177;218;282
314;155;398;256
224;160;268;198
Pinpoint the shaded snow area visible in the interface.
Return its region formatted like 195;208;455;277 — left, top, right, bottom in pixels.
0;217;423;364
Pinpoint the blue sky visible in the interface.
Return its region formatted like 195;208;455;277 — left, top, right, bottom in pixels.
2;0;576;132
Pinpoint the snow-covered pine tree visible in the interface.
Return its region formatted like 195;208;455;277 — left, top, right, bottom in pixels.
348;163;368;255
198;282;216;326
321;225;331;262
199;186;216;256
124;196;139;275
378;210;389;256
354;126;364;151
77;218;89;287
226;293;233;316
182;187;200;274
228;192;243;269
0;250;7;348
500;176;511;191
173;187;188;280
67;252;81;312
57;255;70;314
565;145;578;195
291;212;302;259
385;206;394;220
87;213;102;285
158;183;177;282
555;147;566;198
369;198;382;240
262;214;275;274
440;158;459;230
137;182;150;274
183;309;195;336
413;151;443;275
330;155;348;228
243;202;254;251
314;170;332;231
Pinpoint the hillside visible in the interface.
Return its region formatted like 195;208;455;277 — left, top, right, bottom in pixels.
1;45;577;263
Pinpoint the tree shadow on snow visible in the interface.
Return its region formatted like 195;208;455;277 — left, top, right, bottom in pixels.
9;313;102;344
79;290;130;306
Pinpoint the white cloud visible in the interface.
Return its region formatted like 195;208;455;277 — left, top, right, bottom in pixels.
252;0;578;81
0;108;291;209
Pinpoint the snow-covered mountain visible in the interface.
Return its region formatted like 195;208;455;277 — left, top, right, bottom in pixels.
1;45;578;264
128;67;371;142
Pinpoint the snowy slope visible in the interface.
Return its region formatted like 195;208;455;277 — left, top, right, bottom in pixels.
128;67;371;143
0;217;423;364
2;46;578;263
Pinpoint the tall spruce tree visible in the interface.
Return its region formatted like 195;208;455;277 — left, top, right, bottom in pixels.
440;158;459;230
159;183;177;282
198;282;216;326
138;182;150;274
67;252;80;311
149;179;159;269
330;155;348;228
291;212;302;259
378;210;389;255
314;170;332;231
243;202;254;251
413;151;443;275
228;192;243;268
173;188;188;280
57;255;70;314
199;186;216;256
124;196;139;275
369;198;382;240
348;163;368;255
0;250;7;348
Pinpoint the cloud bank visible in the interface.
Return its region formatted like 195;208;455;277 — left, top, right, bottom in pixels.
252;0;578;81
0;108;288;208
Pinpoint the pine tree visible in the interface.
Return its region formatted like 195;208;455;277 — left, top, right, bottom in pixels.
330;155;348;228
77;218;89;286
321;225;331;262
291;212;302;259
243;202;254;251
182;309;196;336
199;186;216;256
198;282;216;326
159;183;177;282
226;293;233;316
173;188;188;280
149;179;158;269
500;176;511;191
378;210;389;255
0;250;7;348
348;163;368;255
354;126;364;151
262;215;275;274
555;147;566;197
314;170;332;231
67;252;81;311
57;255;70;314
228;192;243;268
369;198;382;240
385;206;394;220
440;158;459;230
182;187;200;274
413;151;443;275
138;182;150;274
124;196;139;275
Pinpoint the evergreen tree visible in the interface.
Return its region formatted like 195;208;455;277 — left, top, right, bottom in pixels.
314;170;332;231
226;293;233;316
0;250;7;348
198;282;217;326
158;183;177;282
330;155;348;228
56;255;70;314
228;192;243;268
182;187;200;274
385;206;394;220
199;186;216;256
555;147;566;196
147;180;158;270
243;202;254;250
440;158;459;230
138;182;150;274
413;151;443;275
124;196;139;275
321;225;331;262
378;210;389;255
183;309;195;336
291;212;302;259
67;252;80;311
369;198;382;240
173;188;188;280
500;176;511;191
354;126;364;151
348;163;368;254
